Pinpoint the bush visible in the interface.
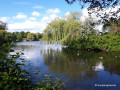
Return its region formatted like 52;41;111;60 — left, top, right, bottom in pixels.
68;34;120;51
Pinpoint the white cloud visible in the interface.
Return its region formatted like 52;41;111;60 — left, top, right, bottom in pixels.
8;20;47;33
29;17;36;20
41;16;49;22
8;13;58;33
80;8;89;22
64;12;70;16
0;17;10;22
50;14;57;20
32;11;40;17
33;5;44;9
41;14;57;23
46;8;60;14
94;24;103;32
13;13;27;19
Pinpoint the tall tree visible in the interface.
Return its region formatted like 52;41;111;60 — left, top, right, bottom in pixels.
0;21;7;30
42;12;83;45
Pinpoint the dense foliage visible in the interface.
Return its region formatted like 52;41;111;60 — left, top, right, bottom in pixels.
10;31;42;42
27;33;42;41
68;34;120;51
0;29;42;46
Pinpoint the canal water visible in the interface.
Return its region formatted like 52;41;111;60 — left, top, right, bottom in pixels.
11;41;120;90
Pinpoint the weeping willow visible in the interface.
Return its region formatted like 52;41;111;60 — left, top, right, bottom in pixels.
42;12;83;45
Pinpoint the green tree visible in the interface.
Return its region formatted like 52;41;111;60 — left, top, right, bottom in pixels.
35;33;42;40
10;32;17;42
27;33;37;41
0;21;7;30
17;34;22;41
24;31;30;38
42;12;82;45
0;30;10;45
103;18;120;35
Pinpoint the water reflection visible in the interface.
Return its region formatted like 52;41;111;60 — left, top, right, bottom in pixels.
12;41;120;90
94;62;104;71
41;48;100;81
102;56;120;75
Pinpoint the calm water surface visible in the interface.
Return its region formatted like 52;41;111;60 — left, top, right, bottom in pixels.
11;41;120;90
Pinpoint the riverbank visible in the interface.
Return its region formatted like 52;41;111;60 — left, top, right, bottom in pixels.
67;34;120;52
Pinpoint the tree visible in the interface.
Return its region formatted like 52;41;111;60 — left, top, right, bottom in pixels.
66;0;120;23
83;17;97;33
35;33;42;40
20;31;25;38
0;30;10;45
103;18;120;35
42;12;82;45
0;21;8;30
0;22;9;45
17;34;22;41
10;32;17;42
27;33;37;41
65;0;120;8
24;32;30;38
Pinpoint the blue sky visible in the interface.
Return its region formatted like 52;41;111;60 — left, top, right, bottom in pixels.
0;0;86;33
1;0;119;32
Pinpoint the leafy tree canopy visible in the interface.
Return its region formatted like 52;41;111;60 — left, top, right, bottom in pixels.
65;0;120;8
66;0;120;23
103;18;120;35
0;21;8;30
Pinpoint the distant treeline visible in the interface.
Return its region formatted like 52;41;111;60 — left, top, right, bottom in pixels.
0;21;42;46
9;31;42;41
42;12;120;51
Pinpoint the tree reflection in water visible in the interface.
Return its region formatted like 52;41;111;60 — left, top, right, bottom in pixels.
40;47;120;81
40;48;99;81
